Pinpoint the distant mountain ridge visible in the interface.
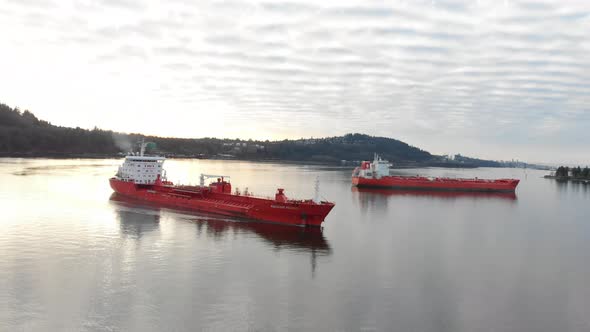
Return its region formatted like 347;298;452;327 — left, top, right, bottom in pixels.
1;102;504;167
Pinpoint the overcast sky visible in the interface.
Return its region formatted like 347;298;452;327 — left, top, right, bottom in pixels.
1;0;589;163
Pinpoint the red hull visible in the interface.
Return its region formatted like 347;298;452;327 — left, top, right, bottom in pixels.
110;178;334;227
352;176;519;192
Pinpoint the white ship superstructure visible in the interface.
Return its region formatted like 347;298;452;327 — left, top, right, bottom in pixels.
353;154;391;179
115;141;166;184
116;156;165;184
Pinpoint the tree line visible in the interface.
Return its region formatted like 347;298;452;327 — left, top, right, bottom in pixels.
0;104;120;155
554;166;590;179
0;103;434;163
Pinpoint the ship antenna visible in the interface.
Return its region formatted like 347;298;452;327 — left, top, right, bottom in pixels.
314;176;320;203
140;138;145;157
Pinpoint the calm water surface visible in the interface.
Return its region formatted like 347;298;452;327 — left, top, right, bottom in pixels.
1;158;590;331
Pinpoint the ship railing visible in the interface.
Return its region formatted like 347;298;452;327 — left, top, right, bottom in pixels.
200;174;231;186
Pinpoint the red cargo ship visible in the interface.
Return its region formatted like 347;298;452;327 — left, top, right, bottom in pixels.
109;145;334;227
352;154;519;192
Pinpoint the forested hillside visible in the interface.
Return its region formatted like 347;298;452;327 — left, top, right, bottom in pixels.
1;103;503;167
0;104;119;155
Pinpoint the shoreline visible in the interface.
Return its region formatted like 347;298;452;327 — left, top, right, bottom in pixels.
544;175;590;184
0;152;489;169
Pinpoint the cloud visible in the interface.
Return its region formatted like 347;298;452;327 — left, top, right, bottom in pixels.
6;0;56;9
97;0;146;11
0;0;589;163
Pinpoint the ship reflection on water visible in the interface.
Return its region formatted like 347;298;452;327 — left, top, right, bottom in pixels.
192;218;331;276
109;193;162;238
109;193;331;274
352;186;517;200
352;186;517;212
191;218;331;254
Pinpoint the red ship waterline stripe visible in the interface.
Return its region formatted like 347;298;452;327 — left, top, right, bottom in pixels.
110;178;335;227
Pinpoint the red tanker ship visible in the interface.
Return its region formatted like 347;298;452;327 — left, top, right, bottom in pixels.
109;145;334;227
352;154;519;192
